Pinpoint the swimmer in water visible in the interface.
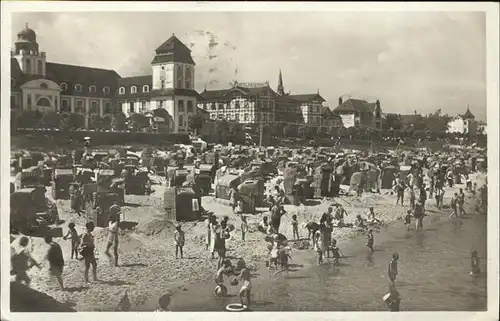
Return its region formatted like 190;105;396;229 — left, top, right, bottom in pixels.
238;262;252;308
366;229;374;252
388;253;399;286
469;250;480;276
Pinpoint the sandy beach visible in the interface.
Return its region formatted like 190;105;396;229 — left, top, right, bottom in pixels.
10;168;486;311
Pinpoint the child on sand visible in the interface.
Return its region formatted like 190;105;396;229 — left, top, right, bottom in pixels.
63;222;80;259
469;250;480;276
366;229;374;252
174;223;185;259
313;230;324;264
291;214;299;240
388;253;399;286
241;215;248;241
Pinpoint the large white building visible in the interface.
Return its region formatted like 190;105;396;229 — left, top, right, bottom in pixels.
10;24;199;132
446;107;477;135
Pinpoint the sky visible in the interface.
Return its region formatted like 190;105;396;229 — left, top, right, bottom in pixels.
11;11;487;120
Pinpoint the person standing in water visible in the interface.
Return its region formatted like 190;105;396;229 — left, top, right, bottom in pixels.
469;250;481;276
313;230;324;264
458;188;467;216
240;215;248;241
449;193;459;218
388;253;399;286
291;214;299;240
366;229;374;252
104;204;121;267
238;262;252;308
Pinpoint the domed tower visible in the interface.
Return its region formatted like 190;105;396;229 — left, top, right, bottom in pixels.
12;23;46;76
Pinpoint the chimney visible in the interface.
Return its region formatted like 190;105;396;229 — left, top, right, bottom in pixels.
338;97;343;106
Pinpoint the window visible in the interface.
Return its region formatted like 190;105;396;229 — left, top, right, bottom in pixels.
185;66;192;89
160;80;165;89
117;102;123;113
76;100;84;114
244;113;249;121
26;59;31;73
176;65;183;88
90;101;98;114
161;66;165;70
75;84;83;93
55;97;58;111
61;99;70;113
218;114;224;120
178;100;185;113
131;86;137;94
141;101;147;112
219;103;224;110
89;85;97;93
27;94;32;109
143;85;149;93
235;100;240;109
235;114;239;122
119;87;125;95
129;102;134;114
60;82;67;91
187;101;193;113
178;115;184;127
103;87;110;95
37;61;42;75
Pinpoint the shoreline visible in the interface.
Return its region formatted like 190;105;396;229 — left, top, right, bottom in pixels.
10;172;486;311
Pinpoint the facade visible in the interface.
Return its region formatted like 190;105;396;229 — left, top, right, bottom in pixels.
197;70;342;129
197;82;277;125
333;97;382;129
10;25;198;132
447;107;477;135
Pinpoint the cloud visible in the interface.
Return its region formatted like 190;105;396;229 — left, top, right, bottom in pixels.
11;11;486;120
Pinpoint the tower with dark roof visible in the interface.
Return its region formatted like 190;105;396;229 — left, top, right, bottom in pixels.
12;23;46;77
277;69;284;96
462;106;475;120
151;33;196;91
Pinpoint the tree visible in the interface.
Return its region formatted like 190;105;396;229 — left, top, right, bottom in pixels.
59;113;70;130
188;114;204;135
101;115;112;130
15;110;41;129
129;113;150;131
383;113;402;131
89;114;103;130
67;113;85;129
112;112;127;131
41;111;60;129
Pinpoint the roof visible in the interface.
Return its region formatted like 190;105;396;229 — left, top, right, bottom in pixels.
10;58;121;97
288;93;325;103
45;62;121;97
334;98;376;114
462;108;474;119
152;35;195;65
198;86;278;102
117;75;153;97
400;114;422;124
149;88;201;98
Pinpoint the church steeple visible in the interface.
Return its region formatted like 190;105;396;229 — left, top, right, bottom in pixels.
277;69;284;96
